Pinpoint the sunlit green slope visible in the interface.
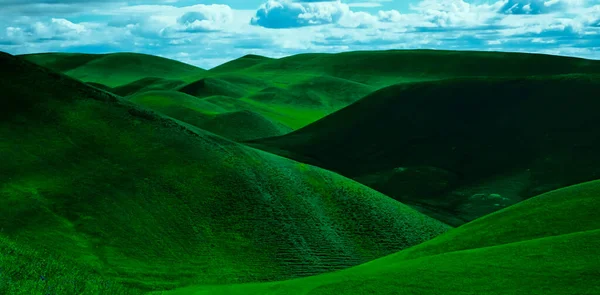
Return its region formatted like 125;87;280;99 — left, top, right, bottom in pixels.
158;179;600;295
214;49;600;88
249;74;600;226
0;51;450;293
19;52;206;88
127;90;292;141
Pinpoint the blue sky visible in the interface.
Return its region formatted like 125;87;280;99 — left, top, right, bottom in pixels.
1;0;599;69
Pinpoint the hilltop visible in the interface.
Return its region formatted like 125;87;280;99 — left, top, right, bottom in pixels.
22;50;600;133
0;51;449;293
249;74;600;225
127;90;292;141
19;52;206;88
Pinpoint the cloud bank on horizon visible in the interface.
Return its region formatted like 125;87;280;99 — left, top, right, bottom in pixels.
0;0;598;69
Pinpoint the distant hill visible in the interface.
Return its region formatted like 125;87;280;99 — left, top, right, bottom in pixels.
127;90;292;141
249;74;600;226
209;54;274;73
0;51;450;293
19;52;206;88
222;49;600;87
158;180;600;295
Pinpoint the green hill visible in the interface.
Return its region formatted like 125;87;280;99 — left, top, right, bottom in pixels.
157;180;600;295
217;50;600;88
249;74;600;226
112;77;187;96
0;51;450;293
177;77;251;98
157;230;600;295
19;52;206;88
127;91;292;141
209;54;274;73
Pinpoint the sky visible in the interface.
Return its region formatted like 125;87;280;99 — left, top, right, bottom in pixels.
0;0;599;69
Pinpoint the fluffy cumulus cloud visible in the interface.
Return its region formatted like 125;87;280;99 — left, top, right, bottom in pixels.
1;0;600;68
1;18;86;44
499;0;587;14
250;0;349;28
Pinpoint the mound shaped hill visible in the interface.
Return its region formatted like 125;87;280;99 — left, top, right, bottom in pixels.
249;74;600;226
159;180;600;295
177;77;249;98
128;91;292;141
19;52;205;88
247;76;374;108
0;51;450;293
209;54;274;73
111;77;187;96
239;50;600;87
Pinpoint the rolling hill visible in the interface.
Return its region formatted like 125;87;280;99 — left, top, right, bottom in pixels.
157;179;600;295
249;74;600;226
127;90;292;141
0;51;450;293
22;50;600;133
212;49;600;88
19;52;206;88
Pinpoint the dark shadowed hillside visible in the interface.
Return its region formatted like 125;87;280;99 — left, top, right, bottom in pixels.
249;74;600;225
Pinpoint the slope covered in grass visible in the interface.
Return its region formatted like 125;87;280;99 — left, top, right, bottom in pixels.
176;50;600;130
177;77;251;98
20;52;205;88
158;180;600;295
217;50;600;88
209;54;274;73
249;74;600;225
112;77;187;96
0;51;450;292
156;230;600;295
127;91;292;141
0;234;141;295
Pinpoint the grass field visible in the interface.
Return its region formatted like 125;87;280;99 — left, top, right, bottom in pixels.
0;51;449;293
3;48;599;295
155;179;600;295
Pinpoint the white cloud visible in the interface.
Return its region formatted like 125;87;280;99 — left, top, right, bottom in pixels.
251;0;349;28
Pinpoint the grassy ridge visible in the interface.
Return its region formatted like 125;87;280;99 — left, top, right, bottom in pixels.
250;74;600;225
225;50;600;87
0;51;450;292
158;180;600;295
127;90;292;141
19;52;206;88
22;50;600;133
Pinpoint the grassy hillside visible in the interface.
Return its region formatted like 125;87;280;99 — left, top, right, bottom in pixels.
112;77;187;97
218;50;600;88
157;180;600;295
19;52;206;88
0;51;450;293
209;54;274;73
0;234;141;295
157;230;600;295
127;91;292;141
249;74;600;225
23;50;600;132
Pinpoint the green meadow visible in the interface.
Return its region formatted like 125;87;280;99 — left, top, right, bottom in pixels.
2;49;599;295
